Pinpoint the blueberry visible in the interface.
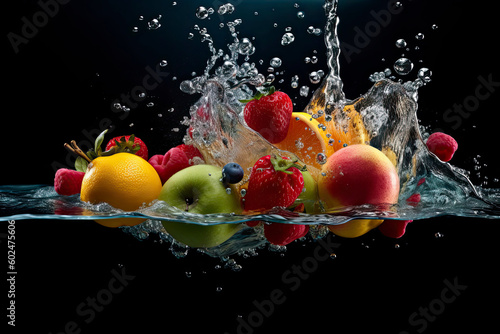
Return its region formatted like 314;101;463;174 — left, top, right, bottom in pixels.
222;163;244;184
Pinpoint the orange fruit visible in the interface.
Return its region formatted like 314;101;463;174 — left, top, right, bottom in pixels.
80;153;162;228
274;112;335;177
323;104;370;152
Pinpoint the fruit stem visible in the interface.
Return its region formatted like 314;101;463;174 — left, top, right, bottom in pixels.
64;141;92;163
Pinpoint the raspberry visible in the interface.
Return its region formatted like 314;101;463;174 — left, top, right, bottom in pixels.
426;132;458;162
54;169;85;196
148;145;204;184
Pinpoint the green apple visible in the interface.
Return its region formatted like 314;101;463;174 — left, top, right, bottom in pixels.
158;164;242;248
294;169;321;214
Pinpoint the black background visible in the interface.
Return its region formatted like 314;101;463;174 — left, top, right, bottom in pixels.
2;0;500;333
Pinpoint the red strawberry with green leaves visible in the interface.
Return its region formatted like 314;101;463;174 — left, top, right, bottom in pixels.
244;155;304;212
242;86;293;144
105;135;148;160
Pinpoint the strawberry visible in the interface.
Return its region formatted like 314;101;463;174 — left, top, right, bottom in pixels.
244;155;304;212
148;144;204;184
264;222;309;246
242;86;293;144
105;135;148;160
426;132;458;162
54;168;85;196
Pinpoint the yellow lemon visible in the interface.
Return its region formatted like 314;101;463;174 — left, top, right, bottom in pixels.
80;153;162;228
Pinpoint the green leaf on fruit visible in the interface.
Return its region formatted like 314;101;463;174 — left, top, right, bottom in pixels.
239;85;276;104
75;157;88;173
94;129;108;155
86;150;98;160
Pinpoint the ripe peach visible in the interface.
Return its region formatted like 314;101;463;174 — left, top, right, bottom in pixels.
318;144;400;238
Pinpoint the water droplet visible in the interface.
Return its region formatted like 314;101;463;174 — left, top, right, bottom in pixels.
299;86;309;97
415;33;425;40
217;3;234;15
395;38;407;48
311;56;318;64
138;16;144;21
434;232;444;238
220;60;237;78
316;153;327;165
297;11;305;19
418;67;432;83
238;37;255;56
196;6;209;19
147;18;161;30
270;57;282;68
132;26;139;33
432;24;439;30
240;189;247;197
216;286;223;292
393;57;414;75
185;271;192;278
309;71;321;84
180;80;196;94
146;102;154;107
330;253;337;259
281;32;295;46
159;60;168;67
295;138;304;150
